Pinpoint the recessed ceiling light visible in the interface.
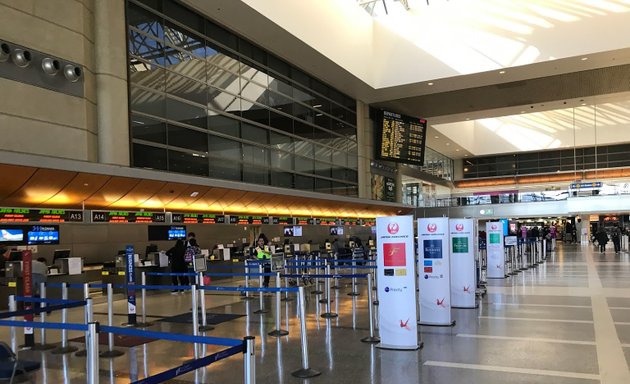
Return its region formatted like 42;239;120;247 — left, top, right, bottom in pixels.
520;111;525;113
499;70;506;74
581;103;587;106
190;191;199;197
434;136;439;139
313;104;322;108
83;183;89;186
464;154;468;157
455;149;460;152
581;57;588;61
465;117;470;120
445;142;450;146
427;82;434;86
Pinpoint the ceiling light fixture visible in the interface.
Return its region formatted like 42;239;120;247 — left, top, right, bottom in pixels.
434;136;439;139
190;191;199;197
499;70;506;74
581;57;588;61
445;142;450;146
427;82;434;86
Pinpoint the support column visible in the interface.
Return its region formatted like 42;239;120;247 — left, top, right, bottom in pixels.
94;0;130;166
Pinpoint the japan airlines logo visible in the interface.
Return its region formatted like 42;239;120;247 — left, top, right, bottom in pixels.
490;224;498;230
399;318;411;330
427;223;437;233
463;286;471;293
455;224;464;231
387;222;399;234
436;298;447;308
496;264;503;270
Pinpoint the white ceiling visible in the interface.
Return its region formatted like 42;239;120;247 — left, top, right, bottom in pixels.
183;0;630;159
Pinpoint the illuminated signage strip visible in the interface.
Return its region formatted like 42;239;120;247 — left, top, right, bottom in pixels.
91;211;166;223
0;208;84;223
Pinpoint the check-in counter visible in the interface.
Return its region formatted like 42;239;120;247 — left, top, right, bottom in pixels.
0;276;19;310
101;265;170;294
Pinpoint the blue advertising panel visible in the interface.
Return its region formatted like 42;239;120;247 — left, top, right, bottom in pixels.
126;245;136;325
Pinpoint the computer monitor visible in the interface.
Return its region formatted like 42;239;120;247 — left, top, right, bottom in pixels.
52;249;71;263
8;251;22;261
145;244;158;258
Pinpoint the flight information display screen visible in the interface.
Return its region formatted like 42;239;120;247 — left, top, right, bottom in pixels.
376;109;427;166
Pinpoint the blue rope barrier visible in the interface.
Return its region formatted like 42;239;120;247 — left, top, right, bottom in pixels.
285;260;327;264
0;319;88;332
331;259;376;263
199;285;299;293
330;265;377;269
13;296;83;305
100;325;243;347
0;300;86;319
130;344;244;384
280;273;368;279
45;282;65;288
203;272;275;277
145;272;197;277
88;283;108;289
283;265;326;270
132;284;192;291
205;265;246;269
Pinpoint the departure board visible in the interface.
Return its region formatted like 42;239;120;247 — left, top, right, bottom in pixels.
0;208;83;223
91;211;166;223
376;110;427;166
173;213;226;224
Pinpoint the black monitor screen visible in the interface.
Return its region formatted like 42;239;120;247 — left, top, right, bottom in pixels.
375;109;427;166
52;249;71;262
148;225;186;241
329;226;344;236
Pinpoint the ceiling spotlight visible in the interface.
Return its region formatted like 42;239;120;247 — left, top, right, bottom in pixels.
427;82;434;86
581;57;588;61
445;142;450;146
455;149;460;152
11;48;31;68
41;58;60;76
434;136;439;139
63;64;82;82
0;42;9;62
190;191;199;197
499;70;506;74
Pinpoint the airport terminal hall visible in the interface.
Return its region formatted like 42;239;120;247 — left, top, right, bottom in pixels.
3;0;630;383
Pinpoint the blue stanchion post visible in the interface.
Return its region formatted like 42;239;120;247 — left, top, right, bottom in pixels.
361;274;380;343
100;283;124;358
52;283;78;354
291;287;320;378
321;265;337;319
268;272;288;337
87;321;99;384
198;273;214;332
242;260;254;301
254;265;267;314
9;295;16;353
31;282;55;351
244;336;256;384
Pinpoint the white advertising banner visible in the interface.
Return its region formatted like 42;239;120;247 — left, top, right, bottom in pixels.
486;221;506;279
418;217;453;326
376;215;418;350
449;218;476;309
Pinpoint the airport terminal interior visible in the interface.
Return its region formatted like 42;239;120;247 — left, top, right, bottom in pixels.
2;0;630;383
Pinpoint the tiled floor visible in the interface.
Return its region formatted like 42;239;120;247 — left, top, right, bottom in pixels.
3;243;630;383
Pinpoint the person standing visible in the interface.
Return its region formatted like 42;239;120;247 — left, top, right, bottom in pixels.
166;239;188;293
255;234;271;288
595;228;609;253
611;224;622;254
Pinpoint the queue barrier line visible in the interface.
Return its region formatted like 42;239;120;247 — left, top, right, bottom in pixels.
202;272;276;277
0;300;86;319
99;325;243;347
330;265;377;269
0;319;88;332
199;285;299;293
145;272;198;277
285;260;327;264
284;265;326;270
330;259;376;263
131;343;244;384
13;296;83;305
280;273;368;279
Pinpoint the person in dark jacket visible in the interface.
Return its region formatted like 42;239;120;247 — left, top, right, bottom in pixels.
166;239;188;293
595;228;609;253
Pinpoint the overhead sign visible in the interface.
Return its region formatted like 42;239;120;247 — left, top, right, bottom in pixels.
486;222;506;279
418;217;453;326
376;215;419;350
91;211;166;223
449;219;476;309
173;213;226;224
0;208;83;223
570;182;602;189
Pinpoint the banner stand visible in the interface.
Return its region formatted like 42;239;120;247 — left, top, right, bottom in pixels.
450;218;478;310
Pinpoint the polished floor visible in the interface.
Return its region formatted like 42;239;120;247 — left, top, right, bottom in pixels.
3;243;630;383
